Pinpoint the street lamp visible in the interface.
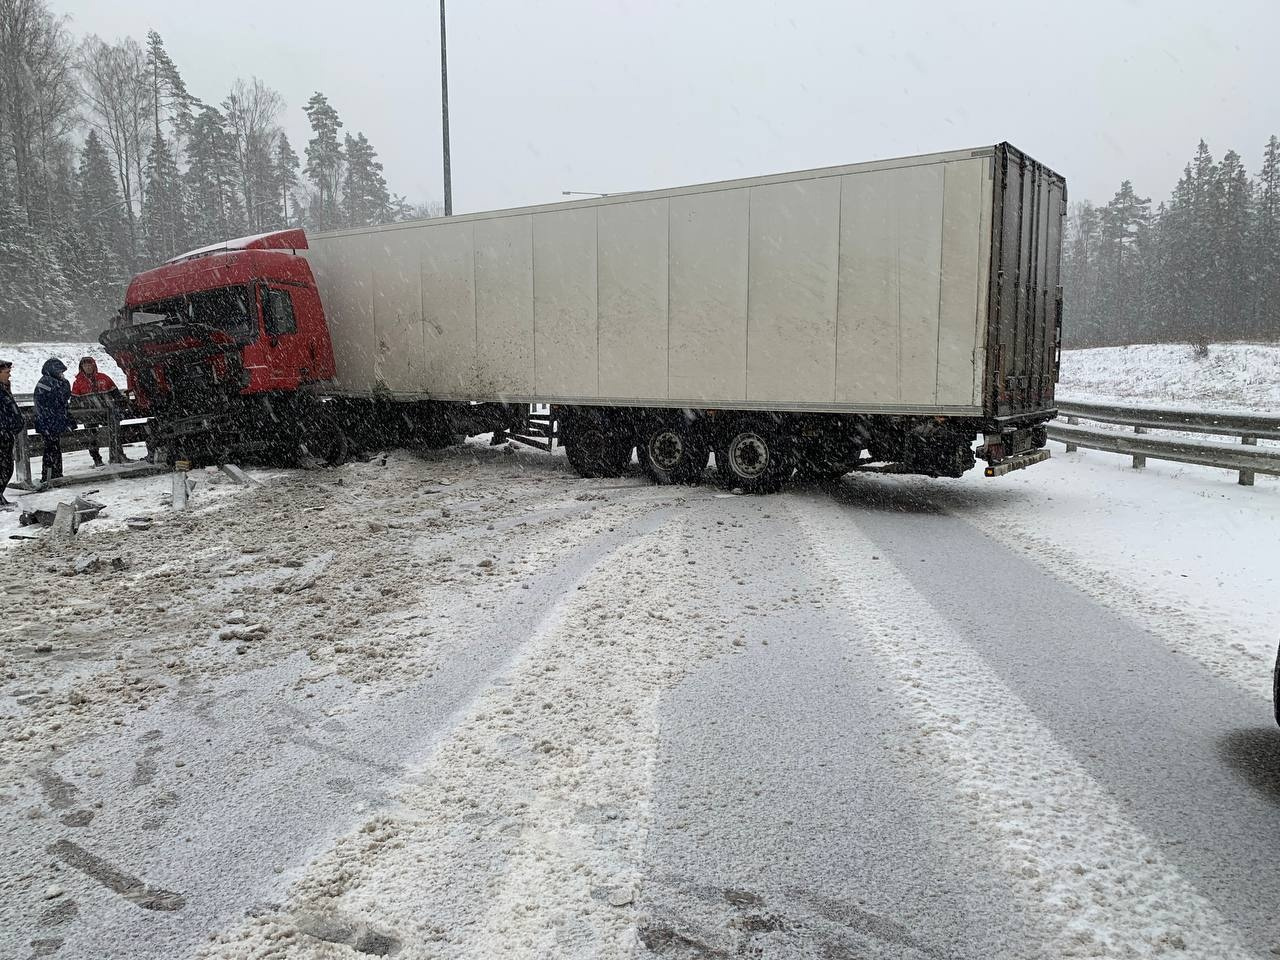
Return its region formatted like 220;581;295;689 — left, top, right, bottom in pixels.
440;0;452;216
562;190;610;198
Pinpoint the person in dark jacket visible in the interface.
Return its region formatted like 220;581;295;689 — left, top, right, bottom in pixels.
33;358;75;484
0;359;24;508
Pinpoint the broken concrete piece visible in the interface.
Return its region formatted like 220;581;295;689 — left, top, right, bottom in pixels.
219;464;256;485
608;886;635;907
51;503;78;538
73;554;100;575
214;623;269;643
20;495;106;532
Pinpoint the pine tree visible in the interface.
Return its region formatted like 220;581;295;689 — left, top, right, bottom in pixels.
1190;141;1221;337
75;130;129;261
1158;164;1199;341
0;164;75;338
1254;136;1280;340
341;131;391;227
303;92;344;230
144;31;195;152
273;132;301;228
1062;202;1101;346
1094;181;1150;344
1214;150;1252;339
67;129;129;328
142;132;186;262
185;104;245;243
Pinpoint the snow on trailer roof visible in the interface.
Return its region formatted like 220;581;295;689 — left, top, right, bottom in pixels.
165;228;308;264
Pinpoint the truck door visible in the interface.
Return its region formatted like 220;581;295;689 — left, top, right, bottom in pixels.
260;283;308;390
985;143;1066;420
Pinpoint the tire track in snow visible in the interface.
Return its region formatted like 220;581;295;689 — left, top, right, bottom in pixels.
791;495;1261;960
199;510;733;959
956;504;1271;700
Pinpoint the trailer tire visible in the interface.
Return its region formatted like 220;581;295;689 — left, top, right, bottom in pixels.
714;417;790;493
638;419;708;484
1273;640;1280;728
564;420;631;479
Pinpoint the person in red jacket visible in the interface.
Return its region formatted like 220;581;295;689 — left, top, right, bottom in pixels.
71;356;127;466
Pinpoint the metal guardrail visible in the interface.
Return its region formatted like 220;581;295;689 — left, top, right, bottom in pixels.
1048;400;1280;486
9;395;150;491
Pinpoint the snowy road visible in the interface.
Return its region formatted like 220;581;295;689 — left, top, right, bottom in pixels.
1;443;1278;959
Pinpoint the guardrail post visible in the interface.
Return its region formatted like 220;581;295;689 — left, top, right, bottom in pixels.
172;468;190;509
1132;426;1147;469
1239;435;1257;486
1065;416;1079;453
14;428;33;488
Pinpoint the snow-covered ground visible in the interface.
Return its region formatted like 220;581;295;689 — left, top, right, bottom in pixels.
1058;341;1280;411
2;341;1279;958
0;342;125;395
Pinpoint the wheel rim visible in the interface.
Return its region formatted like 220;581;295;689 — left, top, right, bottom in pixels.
649;429;684;470
728;432;769;479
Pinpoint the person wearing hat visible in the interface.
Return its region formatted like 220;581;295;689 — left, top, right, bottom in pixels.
0;359;24;508
33;357;75;484
71;355;128;466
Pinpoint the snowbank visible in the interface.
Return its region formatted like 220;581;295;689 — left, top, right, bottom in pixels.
0;342;125;394
1058;342;1280;411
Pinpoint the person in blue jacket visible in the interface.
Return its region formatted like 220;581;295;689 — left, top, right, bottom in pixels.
33;358;75;484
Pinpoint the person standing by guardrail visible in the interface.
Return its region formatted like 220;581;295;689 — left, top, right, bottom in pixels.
0;359;22;508
72;356;128;466
34;358;75;485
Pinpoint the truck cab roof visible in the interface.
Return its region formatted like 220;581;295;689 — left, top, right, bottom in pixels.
125;231;315;308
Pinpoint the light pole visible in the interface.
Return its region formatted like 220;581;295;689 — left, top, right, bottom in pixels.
562;190;610;198
440;0;452;216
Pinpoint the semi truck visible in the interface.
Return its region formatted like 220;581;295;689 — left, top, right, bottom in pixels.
101;142;1065;492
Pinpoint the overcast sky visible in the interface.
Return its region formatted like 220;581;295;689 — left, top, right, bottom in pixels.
56;0;1278;214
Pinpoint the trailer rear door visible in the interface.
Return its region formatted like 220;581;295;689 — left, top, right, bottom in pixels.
984;143;1066;422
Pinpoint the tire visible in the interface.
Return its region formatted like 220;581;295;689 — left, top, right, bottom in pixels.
637;419;708;484
299;406;351;467
792;441;858;484
714;417;791;493
564;419;631;478
1273;640;1280;728
302;426;350;467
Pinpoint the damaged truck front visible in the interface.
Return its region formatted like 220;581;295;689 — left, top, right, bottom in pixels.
102;229;349;465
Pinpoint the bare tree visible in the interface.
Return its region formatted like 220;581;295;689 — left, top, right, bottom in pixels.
0;0;79;227
223;77;282;232
78;34;152;266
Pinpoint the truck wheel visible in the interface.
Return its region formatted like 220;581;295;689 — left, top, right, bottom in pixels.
565;422;631;478
1273;640;1280;728
302;426;350;467
715;417;790;493
638;420;708;484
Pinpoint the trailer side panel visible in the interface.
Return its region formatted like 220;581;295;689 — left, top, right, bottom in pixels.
307;145;1050;419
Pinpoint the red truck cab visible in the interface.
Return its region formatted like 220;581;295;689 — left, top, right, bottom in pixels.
111;229;335;408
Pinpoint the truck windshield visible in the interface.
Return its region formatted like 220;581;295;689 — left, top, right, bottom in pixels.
129;285;256;341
